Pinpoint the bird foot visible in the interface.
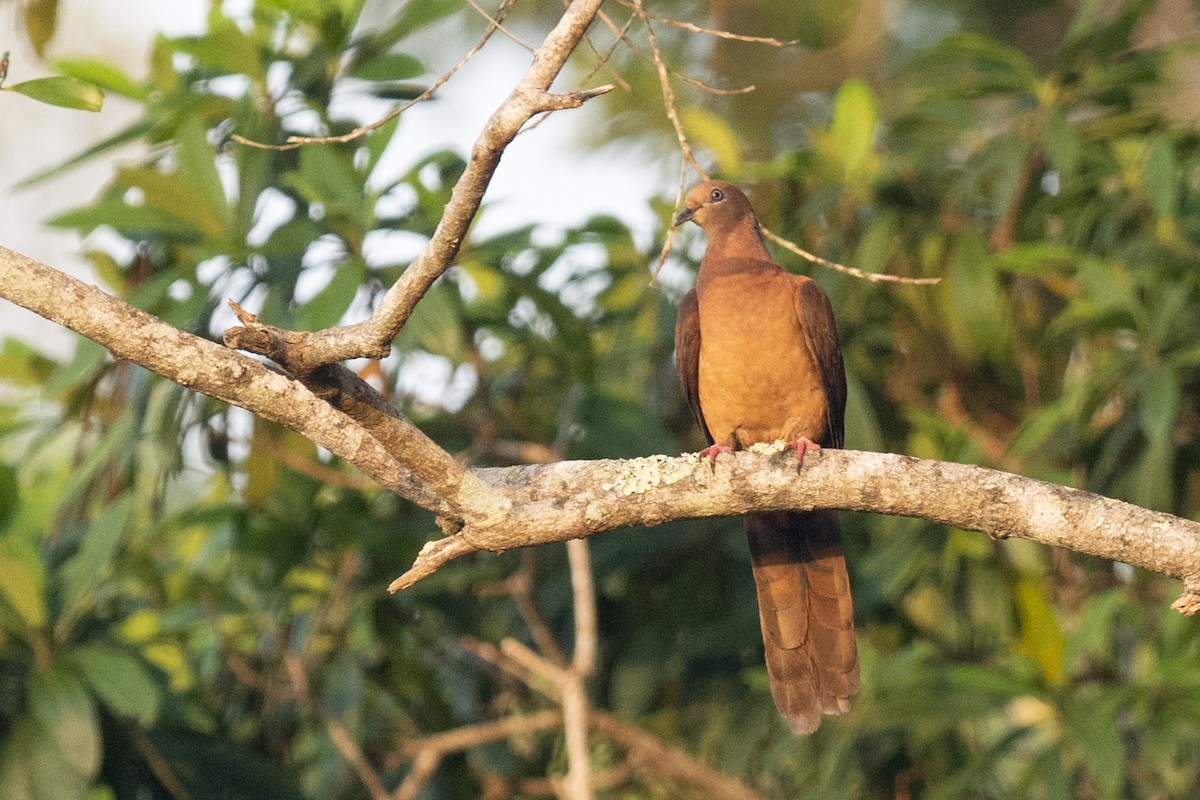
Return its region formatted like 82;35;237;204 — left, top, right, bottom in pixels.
784;437;822;462
699;443;733;461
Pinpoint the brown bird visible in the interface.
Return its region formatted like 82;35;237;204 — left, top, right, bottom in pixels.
673;180;858;734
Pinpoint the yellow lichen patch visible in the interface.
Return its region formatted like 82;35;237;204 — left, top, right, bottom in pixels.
748;440;788;455
601;454;698;495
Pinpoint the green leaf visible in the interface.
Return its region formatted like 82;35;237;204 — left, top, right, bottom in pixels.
363;115;400;179
150;730;306;800
0;465;16;532
348;52;424;82
175;15;263;78
48;198;205;239
0;717;88;800
59;494;134;612
1066;690;1124;800
1043;108;1080;175
396;281;463;359
51;57;145;100
1132;434;1174;512
321;652;364;722
1014;577;1065;685
117;166;227;237
367;0;464;55
923;33;1039;96
843;372;883;452
940;233;1013;363
819;79;880;184
1139;366;1180;441
69;644;161;725
1143;137;1178;219
993;242;1078;276
174;116;228;225
286;144;373;235
22;0;58;57
679;106;741;173
295;259;365;330
4;76;103;111
0;339;58;388
0;550;46;630
28;668;101;779
15;118;154;188
44;337;107;398
0;719;33;800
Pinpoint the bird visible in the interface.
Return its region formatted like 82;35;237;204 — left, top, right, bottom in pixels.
672;180;858;734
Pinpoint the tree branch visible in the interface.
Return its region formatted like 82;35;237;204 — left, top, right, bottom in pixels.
390;446;1200;614
465;638;764;800
0;245;501;521
227;0;613;374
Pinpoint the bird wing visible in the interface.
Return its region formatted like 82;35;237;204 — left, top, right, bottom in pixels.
674;287;713;446
792;276;847;449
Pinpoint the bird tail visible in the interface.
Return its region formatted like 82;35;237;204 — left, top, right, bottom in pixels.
745;509;859;734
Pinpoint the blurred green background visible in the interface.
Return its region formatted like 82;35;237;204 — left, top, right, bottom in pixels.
2;0;1200;797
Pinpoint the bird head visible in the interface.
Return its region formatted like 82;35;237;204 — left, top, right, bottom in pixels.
672;181;754;231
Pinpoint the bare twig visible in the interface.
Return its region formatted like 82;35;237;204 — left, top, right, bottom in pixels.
466;637;764;800
620;1;937;286
1173;591;1200;615
592;6;753;96
222;302;512;523
631;0;701;173
132;730;194;800
465;0;534;52
392;712;566;800
476;550;568;667
400;710;565;760
481;763;633;797
673;72;756;95
591;714;763;800
257;429;378;491
574;6;635;92
562;538;597;800
233;0;518;150
613;0;802;46
568;540;596;678
392;749;440;800
760;226;943;285
629;0;709;281
560;665;593;800
285;655;390;800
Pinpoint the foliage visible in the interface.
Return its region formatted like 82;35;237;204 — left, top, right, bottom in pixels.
3;0;1200;798
0;51;104;111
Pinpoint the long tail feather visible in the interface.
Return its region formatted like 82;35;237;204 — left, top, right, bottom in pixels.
746;509;858;733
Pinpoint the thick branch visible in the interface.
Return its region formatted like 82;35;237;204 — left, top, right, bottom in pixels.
391;446;1200;610
229;0;612;373
0;246;511;520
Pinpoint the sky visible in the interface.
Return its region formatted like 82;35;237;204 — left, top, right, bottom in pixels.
0;0;661;357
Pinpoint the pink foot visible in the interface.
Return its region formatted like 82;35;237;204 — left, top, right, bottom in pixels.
699;443;733;461
785;437;822;462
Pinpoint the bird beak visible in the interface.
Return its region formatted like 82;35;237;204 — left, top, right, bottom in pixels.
673;206;697;227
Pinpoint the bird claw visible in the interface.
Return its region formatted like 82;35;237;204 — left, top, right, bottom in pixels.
699;443;733;461
785;437;822;464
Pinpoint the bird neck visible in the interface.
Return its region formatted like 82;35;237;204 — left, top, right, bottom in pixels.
697;216;773;279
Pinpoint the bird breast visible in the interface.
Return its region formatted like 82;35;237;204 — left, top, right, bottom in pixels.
695;272;827;447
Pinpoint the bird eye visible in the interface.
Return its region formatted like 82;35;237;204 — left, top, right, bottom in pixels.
709;188;725;202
